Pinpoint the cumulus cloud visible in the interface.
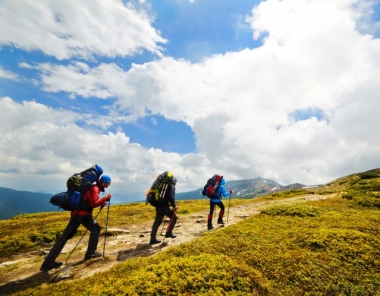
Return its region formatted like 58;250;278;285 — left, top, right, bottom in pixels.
0;0;166;60
34;0;380;186
2;0;380;197
0;97;205;195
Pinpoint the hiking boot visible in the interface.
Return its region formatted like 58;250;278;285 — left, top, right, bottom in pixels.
40;261;63;272
165;232;177;238
149;238;161;245
84;251;102;261
217;217;225;225
207;221;214;230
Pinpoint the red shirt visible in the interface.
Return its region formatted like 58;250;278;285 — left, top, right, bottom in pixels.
71;183;108;216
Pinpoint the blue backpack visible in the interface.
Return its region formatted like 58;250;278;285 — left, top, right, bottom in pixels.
50;164;103;211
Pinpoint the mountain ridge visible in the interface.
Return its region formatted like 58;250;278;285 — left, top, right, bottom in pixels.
176;177;307;200
0;186;57;220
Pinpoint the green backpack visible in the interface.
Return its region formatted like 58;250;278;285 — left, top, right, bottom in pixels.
146;171;174;206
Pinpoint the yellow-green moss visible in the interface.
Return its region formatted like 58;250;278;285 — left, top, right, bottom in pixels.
4;169;380;295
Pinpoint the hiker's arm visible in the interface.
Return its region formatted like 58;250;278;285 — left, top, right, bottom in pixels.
86;187;109;208
168;185;177;208
221;186;230;197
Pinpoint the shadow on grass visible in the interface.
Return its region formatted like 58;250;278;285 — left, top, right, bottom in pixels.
116;242;162;262
0;257;96;296
0;269;57;295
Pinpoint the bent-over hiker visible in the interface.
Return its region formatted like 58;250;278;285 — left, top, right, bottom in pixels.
149;174;178;245
40;175;112;271
207;177;232;230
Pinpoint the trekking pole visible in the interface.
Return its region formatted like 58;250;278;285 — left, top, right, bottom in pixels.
66;206;104;264
160;218;168;236
160;208;177;249
102;200;111;258
226;192;231;224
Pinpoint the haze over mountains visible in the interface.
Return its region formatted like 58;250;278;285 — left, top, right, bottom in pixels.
0;187;56;220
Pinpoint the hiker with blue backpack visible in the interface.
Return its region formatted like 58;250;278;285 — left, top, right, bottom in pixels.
205;176;232;230
40;169;112;272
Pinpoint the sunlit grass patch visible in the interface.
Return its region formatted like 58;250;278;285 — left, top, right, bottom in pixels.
163;201;380;295
260;205;324;217
257;189;309;201
18;254;273;296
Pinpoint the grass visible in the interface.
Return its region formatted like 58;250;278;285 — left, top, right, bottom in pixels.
1;168;380;295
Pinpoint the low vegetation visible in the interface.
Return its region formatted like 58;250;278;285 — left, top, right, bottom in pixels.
1;168;380;295
0;199;251;258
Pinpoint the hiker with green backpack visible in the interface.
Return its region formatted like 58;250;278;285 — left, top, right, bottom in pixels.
146;171;178;245
40;166;112;272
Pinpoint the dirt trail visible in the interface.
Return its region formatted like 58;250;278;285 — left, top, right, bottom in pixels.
0;194;331;295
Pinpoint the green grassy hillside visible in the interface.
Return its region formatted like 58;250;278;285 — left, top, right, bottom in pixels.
1;168;379;295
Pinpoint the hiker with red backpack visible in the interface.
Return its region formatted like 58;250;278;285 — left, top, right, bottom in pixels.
207;177;232;230
40;169;112;272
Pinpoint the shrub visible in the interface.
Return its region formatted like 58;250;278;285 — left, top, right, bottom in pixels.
261;205;323;217
341;192;353;200
353;197;380;208
359;173;380;180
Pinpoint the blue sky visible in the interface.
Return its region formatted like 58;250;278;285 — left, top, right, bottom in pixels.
0;0;380;203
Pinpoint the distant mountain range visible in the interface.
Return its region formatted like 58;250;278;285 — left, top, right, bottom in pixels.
0;177;308;220
0;187;142;220
0;186;57;220
176;177;307;200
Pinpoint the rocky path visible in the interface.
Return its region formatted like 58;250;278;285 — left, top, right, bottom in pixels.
0;194;330;295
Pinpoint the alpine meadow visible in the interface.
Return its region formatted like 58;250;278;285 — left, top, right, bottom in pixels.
0;168;379;295
2;0;380;295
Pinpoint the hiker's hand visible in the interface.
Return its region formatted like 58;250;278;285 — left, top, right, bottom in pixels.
105;193;112;201
174;205;179;210
229;190;232;195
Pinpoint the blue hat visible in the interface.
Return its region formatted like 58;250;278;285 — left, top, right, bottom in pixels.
100;175;112;184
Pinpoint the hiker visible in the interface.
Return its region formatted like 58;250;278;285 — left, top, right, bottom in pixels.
149;174;178;245
40;175;112;271
207;177;232;230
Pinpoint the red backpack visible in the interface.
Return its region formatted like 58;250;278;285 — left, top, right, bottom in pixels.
202;174;222;198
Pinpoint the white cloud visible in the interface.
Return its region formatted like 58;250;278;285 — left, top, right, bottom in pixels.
0;0;166;60
35;0;380;186
19;63;33;69
0;66;18;80
2;0;380;196
38;62;119;99
0;97;206;195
